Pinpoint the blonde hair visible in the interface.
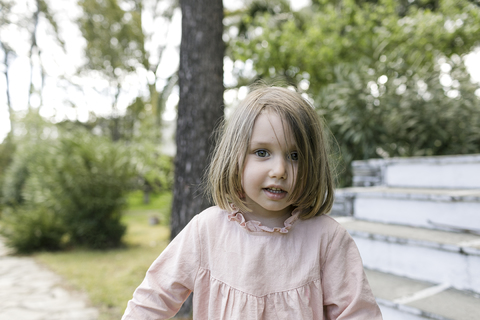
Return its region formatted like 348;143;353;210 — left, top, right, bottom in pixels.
207;86;334;219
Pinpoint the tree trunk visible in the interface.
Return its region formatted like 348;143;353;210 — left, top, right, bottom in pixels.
172;0;224;238
171;0;224;316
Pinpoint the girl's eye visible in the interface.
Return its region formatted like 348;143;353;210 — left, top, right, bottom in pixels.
289;152;299;161
255;150;269;157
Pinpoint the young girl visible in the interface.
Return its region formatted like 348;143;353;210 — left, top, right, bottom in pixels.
122;86;382;319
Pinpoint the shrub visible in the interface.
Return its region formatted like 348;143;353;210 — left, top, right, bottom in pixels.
316;60;480;186
0;206;67;253
0;129;134;251
1;141;32;207
0;137;16;210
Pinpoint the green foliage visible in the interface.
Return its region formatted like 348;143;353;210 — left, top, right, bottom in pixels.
1;140;45;207
76;0;179;142
77;0;151;141
1;109;58;207
77;0;146;78
57;112;175;199
131;141;174;193
1;206;67;253
229;0;480;88
0;137;16;208
227;0;480;186
1;128;135;252
317;58;480;185
75;0;178;193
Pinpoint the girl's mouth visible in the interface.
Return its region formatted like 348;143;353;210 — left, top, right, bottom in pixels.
265;187;285;194
263;187;288;200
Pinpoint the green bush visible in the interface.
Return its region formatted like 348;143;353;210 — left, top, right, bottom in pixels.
0;207;67;253
316;59;480;186
0;137;16;210
1;142;29;207
0;129;134;252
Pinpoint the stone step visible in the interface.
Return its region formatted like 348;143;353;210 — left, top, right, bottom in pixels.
365;268;480;320
334;217;480;295
352;154;480;189
332;187;480;233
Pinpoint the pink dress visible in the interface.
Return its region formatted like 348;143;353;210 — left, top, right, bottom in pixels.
122;206;382;319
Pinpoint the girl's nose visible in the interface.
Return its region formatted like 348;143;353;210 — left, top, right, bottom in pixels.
269;156;287;179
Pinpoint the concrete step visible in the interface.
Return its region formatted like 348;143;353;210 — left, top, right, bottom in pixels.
352;154;480;189
365;268;480;320
334;217;480;295
332;187;480;233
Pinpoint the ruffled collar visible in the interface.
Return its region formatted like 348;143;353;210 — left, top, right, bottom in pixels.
227;205;301;233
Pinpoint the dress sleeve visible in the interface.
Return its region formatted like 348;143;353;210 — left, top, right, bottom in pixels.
122;215;201;320
321;224;383;320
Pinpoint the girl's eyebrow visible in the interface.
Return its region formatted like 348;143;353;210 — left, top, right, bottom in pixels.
250;140;272;145
249;139;297;149
248;141;270;150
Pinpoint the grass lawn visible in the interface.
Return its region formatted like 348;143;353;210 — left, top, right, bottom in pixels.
35;191;173;320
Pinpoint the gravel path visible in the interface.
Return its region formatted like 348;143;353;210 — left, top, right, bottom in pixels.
0;240;99;320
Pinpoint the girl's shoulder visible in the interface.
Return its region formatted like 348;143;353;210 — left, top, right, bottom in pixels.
196;205;228;220
296;213;350;242
190;205;231;230
303;213;342;230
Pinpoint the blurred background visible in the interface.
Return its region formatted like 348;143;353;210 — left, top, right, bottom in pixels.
0;0;479;319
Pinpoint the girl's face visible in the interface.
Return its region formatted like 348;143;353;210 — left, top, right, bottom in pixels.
241;111;298;218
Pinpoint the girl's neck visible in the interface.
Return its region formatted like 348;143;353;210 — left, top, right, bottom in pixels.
242;207;294;229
